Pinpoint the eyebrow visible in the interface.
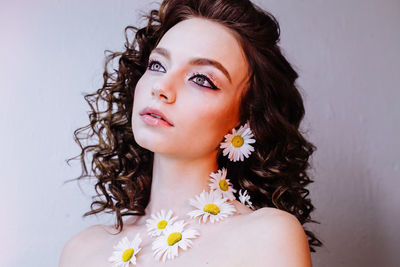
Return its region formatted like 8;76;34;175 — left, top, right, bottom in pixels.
151;47;232;84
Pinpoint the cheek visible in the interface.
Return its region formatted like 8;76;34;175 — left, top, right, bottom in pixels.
134;76;145;97
183;99;240;148
131;77;148;132
132;76;148;112
209;104;240;135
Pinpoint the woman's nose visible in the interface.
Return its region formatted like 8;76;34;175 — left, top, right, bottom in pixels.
151;75;177;104
151;87;176;104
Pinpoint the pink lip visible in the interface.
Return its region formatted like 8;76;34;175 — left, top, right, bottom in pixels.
139;107;174;127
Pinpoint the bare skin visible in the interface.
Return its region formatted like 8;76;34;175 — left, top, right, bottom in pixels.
59;17;312;266
59;204;311;266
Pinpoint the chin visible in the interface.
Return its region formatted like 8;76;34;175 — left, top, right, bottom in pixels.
132;118;175;153
132;129;169;154
132;128;154;151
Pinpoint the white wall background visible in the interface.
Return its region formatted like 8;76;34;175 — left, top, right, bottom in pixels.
1;0;399;266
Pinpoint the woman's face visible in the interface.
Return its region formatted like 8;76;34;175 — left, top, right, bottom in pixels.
132;17;249;159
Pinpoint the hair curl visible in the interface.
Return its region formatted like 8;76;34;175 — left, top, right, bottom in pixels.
68;0;322;251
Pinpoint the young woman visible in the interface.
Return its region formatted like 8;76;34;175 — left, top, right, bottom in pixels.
60;0;322;266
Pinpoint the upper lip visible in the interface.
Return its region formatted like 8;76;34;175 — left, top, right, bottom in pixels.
139;107;174;126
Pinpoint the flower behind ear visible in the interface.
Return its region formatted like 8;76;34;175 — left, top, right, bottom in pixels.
219;122;256;162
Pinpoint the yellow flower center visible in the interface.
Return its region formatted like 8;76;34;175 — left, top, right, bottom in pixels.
122;248;134;262
203;203;220;215
157;220;168;229
167;232;182;246
231;135;244;147
219;179;229;191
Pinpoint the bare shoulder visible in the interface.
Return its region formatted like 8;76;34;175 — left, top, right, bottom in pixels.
59;224;114;267
242;207;312;266
249;207;304;229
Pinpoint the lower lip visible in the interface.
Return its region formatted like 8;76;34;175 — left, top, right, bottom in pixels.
140;114;173;127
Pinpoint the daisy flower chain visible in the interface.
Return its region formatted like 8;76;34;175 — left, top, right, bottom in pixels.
108;234;142;267
146;209;178;237
238;189;254;210
187;190;236;223
152;220;200;262
209;167;236;200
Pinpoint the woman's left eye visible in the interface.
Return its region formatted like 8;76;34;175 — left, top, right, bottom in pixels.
190;74;219;90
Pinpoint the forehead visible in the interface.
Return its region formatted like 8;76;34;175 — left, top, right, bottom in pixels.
156;17;249;85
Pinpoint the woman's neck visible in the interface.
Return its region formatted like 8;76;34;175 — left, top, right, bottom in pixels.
144;151;219;219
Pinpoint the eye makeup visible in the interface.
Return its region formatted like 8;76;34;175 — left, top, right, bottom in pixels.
188;72;219;90
147;58;221;90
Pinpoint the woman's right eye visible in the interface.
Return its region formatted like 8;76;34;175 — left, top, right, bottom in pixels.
147;60;166;72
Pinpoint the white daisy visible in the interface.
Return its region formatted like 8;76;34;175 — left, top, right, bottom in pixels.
152;220;200;262
146;209;178;237
220;122;256;162
108;234;142;267
208;167;236;200
187;190;236;223
238;189;254;210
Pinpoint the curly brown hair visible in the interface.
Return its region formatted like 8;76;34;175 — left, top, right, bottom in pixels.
68;0;322;251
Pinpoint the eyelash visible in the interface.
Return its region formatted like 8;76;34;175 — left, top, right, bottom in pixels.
147;59;219;90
